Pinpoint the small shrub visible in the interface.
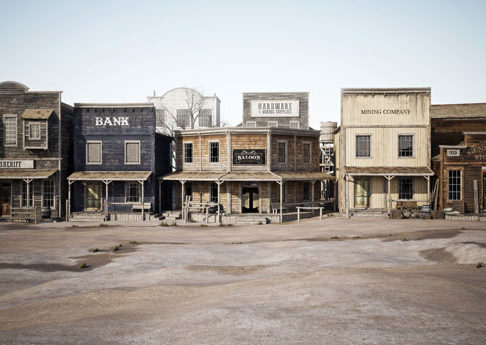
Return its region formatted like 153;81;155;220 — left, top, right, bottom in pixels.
129;241;138;244
477;262;484;269
258;221;263;225
72;224;78;228
353;236;361;239
159;222;169;227
171;222;177;226
231;241;243;245
112;245;120;252
79;262;89;269
89;248;99;253
200;224;208;227
99;223;109;227
227;223;233;227
330;236;339;240
461;227;466;230
219;223;224;227
401;238;409;242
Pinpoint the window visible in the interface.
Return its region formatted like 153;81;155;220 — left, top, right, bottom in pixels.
184;142;193;163
398;135;413;157
448;170;461;200
210;142;219;163
398;178;413;200
28;122;41;140
210;182;218;203
198;109;212;127
278;141;287;163
303;143;311;163
289;121;300;129
303;182;311;201
86;141;102;164
43;180;54;208
356;135;370;158
125;141;140;164
268;121;278;127
246;121;256;127
176;109;191;128
21;181;33;207
4;115;17;146
156;109;165;127
125;182;141;203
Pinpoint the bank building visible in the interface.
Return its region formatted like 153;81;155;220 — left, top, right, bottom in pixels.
0;81;74;222
336;88;434;216
67;103;172;221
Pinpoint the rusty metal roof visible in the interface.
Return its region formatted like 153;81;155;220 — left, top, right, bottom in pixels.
0;169;57;179
344;167;434;176
68;171;151;181
21;109;55;119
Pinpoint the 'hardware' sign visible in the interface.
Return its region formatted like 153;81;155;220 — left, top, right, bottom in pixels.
250;100;299;117
233;149;266;165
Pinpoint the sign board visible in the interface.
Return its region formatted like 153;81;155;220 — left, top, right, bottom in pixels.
0;160;34;168
233;149;266;165
360;109;411;115
94;117;130;126
250;100;299;117
447;149;460;157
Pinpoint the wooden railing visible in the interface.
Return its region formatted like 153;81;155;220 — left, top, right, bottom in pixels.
10;207;41;224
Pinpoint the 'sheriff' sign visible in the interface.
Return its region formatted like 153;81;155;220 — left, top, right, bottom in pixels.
360;109;411;115
95;117;129;126
251;100;299;117
233;149;266;165
0;160;34;168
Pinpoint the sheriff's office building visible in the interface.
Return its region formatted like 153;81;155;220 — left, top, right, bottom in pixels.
147;87;221;135
0;81;74;222
67;103;172;222
337;88;434;217
162;126;334;223
242;92;309;129
430;103;486;213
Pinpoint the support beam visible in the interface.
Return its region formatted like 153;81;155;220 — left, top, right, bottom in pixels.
311;181;316;210
385;175;394;215
424;175;431;205
216;181;222;224
279;180;283;222
180;180;186;222
137;180;145;221
67;180;74;221
159;180;162;215
345;175;350;219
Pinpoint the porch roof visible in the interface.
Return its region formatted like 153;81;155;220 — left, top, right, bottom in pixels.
274;171;335;181
21;109;55;119
220;171;280;181
68;171;152;181
161;171;227;181
344;166;434;176
161;170;335;182
0;169;57;179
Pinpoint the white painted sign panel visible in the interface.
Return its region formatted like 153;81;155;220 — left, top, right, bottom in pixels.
447;149;460;157
250;100;299;117
95;117;129;126
0;160;34;168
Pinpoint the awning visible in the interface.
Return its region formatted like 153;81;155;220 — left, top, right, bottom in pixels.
274;171;335;181
161;171;226;181
68;171;152;181
344;167;434;176
220;171;280;181
0;169;57;179
21;109;55;120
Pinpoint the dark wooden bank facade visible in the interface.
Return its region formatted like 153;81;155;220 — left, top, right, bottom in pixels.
0;81;73;221
68;103;171;221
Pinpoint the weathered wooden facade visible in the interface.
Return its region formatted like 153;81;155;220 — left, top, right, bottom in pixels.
337;88;434;216
67;103;172;221
163;127;333;222
0;81;74;222
242;92;309;129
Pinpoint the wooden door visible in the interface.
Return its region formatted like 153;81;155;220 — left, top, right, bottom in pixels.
85;182;102;211
354;179;370;208
0;183;11;216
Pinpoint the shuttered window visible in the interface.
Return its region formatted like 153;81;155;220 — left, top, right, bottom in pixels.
86;141;102;164
28;122;41;140
125;141;140;164
4;115;17;145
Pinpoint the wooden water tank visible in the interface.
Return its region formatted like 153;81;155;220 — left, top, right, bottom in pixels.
320;122;337;142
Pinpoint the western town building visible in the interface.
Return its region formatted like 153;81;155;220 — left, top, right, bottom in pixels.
430;103;486;213
147;87;221;136
0;81;74;222
337;88;434;217
162;127;334;223
242;92;309;129
67;103;172;221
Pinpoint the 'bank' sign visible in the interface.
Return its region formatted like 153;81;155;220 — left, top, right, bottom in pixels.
233;149;266;165
250;100;299;117
95;117;129;126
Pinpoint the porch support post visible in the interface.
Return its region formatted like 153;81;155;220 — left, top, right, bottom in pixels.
345;174;350;219
137;180;145;221
23;178;33;208
424;175;431;205
159;179;162;215
180;180;186;223
67;180;74;221
278;180;283;223
216;181;222;224
311;180;316;210
385;175;394;215
102;180;111;221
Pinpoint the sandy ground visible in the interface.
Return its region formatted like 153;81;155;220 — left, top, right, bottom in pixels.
0;217;485;345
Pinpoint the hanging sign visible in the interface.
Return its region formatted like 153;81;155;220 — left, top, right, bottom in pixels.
447;149;460;157
233;149;266;165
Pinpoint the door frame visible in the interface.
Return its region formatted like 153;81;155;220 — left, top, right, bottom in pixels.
0;181;12;216
354;178;371;209
241;182;259;213
84;181;102;211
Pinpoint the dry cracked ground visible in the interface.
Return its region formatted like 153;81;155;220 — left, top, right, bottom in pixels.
0;218;486;345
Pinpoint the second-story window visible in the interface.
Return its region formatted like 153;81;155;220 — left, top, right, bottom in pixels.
210;142;219;163
268;121;278;127
86;141;102;165
4;114;17;146
184;142;193;163
356;135;371;158
398;135;413;157
278;141;287;163
303;143;311;163
28;122;41;140
289;121;300;129
125;141;140;164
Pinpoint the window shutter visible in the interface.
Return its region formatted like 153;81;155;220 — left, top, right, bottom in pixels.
126;142;140;164
87;142;101;163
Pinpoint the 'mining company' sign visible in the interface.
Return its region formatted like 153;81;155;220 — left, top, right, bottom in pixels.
251;100;299;117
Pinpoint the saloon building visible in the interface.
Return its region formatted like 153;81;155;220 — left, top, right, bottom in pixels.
67;103;172;221
162;126;334;223
0;81;74;222
337;88;434;216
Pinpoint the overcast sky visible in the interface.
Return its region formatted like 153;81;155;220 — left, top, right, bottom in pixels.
1;0;485;128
